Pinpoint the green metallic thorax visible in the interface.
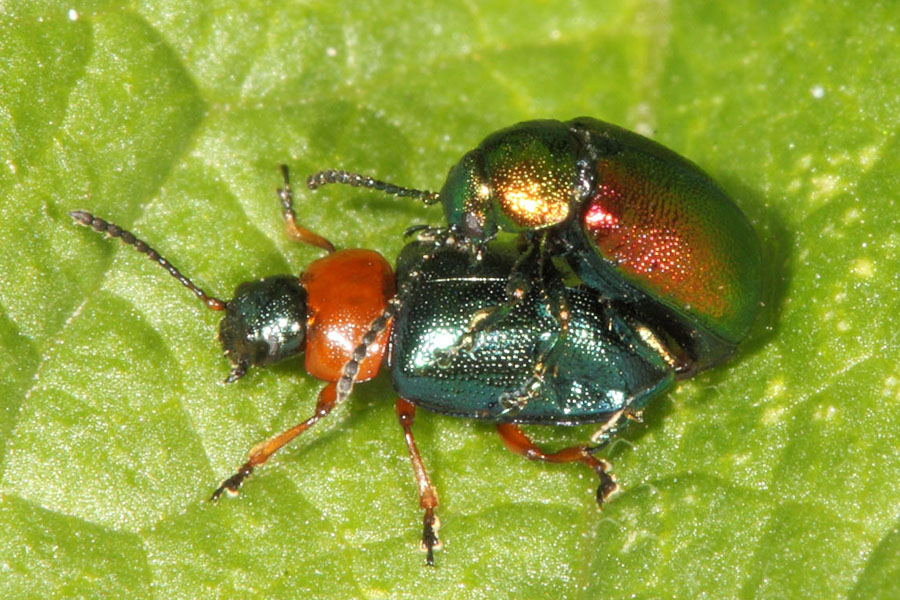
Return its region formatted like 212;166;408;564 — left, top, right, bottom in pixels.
440;120;580;238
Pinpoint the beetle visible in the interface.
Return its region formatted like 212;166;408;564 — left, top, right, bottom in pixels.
304;118;762;410
69;166;684;565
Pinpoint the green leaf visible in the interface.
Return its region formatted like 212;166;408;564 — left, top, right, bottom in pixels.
2;1;898;598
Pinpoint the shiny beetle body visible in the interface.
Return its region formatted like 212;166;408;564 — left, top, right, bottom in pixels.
390;241;674;424
436;118;761;369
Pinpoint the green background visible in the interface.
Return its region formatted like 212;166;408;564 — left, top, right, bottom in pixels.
1;1;898;598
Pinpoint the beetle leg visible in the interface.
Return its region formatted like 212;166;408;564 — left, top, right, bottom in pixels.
498;238;571;414
277;164;336;253
588;408;631;447
435;242;537;368
496;423;620;507
210;382;338;501
396;398;442;566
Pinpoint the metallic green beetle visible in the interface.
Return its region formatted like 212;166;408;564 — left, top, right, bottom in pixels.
306;117;762;377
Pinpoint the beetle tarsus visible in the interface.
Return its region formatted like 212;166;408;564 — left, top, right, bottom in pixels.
278;165;336;253
422;508;440;566
224;360;248;384
210;465;253;502
594;464;620;507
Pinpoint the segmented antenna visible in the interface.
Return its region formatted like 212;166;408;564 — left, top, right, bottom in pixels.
69;210;227;311
306;169;440;205
330;243;435;406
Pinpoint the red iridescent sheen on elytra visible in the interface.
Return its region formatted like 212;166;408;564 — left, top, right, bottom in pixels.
582;160;742;334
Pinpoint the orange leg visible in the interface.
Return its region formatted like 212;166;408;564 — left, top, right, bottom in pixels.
496;423;620;506
396;398;441;566
278;164;336;253
211;382;338;501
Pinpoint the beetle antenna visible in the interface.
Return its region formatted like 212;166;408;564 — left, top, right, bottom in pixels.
331;243;435;405
333;296;402;404
69;210;227;311
306;169;440;206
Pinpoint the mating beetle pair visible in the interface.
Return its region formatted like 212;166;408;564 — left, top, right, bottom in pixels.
310;118;761;383
70;118;761;565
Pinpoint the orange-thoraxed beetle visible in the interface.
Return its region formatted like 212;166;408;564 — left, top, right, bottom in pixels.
70;165;697;565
